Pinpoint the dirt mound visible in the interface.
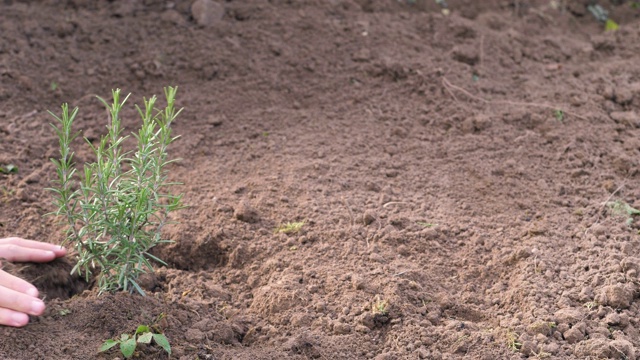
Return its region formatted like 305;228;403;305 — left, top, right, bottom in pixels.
2;0;640;358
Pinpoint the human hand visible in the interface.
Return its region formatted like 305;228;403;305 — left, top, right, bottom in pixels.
0;237;67;327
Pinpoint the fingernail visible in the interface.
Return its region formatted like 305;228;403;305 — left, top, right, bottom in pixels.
26;287;39;297
30;300;45;315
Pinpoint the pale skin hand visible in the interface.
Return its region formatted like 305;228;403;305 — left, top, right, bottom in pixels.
0;237;67;327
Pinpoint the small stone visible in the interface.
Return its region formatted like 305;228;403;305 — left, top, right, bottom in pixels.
185;328;205;342
234;201;259;223
604;312;621;326
333;323;351;335
191;0;224;27
368;252;385;263
555;323;569;334
620;257;640;272
573;321;587;334
422;228;440;240
358;313;375;329
290;313;312;327
378;193;391;206
592;224;608;236
352;48;371;62
211;322;238;345
563;327;584;344
598;284;633;309
542;342;560;355
352;275;366;290
578;287;594;302
610;111;640;127
587;326;611;339
112;1;136;17
390;127;409;138
574;338;612;358
365;181;381;192
534;333;546;343
192;319;212;331
208;115;224;127
362;212;376;225
451;45;479;66
355;325;370;333
618;313;630;328
610;339;635;359
614;88;634;105
162;9;187;26
415;348;429;359
228;244;248;268
601;86;615;100
373;353;394;360
554;308;583;326
570;94;586;107
136;272;158;292
314;301;326;312
519;340;537;356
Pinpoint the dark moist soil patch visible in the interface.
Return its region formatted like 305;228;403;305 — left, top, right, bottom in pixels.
2;0;640;359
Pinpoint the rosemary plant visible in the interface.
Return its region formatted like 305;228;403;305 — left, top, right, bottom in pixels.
48;87;183;295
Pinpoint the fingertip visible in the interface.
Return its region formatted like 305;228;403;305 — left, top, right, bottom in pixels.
10;313;29;327
30;300;45;316
26;287;39;298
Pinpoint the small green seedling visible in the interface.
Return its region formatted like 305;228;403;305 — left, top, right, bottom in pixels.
588;4;609;22
554;109;564;122
372;297;389;316
533;349;552;359
605;19;619;31
0;164;18;174
584;301;599;311
1;186;15;200
417;221;437;228
506;331;522;352
607;200;640;226
276;221;305;234
587;4;620;32
99;325;171;359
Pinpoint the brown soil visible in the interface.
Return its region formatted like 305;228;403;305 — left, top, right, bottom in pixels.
1;0;640;359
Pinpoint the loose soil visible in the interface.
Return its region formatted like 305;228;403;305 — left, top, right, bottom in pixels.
1;0;640;359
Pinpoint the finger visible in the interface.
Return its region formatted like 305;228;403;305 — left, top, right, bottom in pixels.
0;244;57;263
0;270;39;297
0;237;66;256
0;284;44;318
0;307;30;327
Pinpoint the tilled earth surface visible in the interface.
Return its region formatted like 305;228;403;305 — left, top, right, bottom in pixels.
1;0;640;359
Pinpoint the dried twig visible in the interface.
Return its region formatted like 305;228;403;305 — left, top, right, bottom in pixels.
479;35;485;69
585;182;626;236
441;77;589;121
342;197;355;227
382;201;409;208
